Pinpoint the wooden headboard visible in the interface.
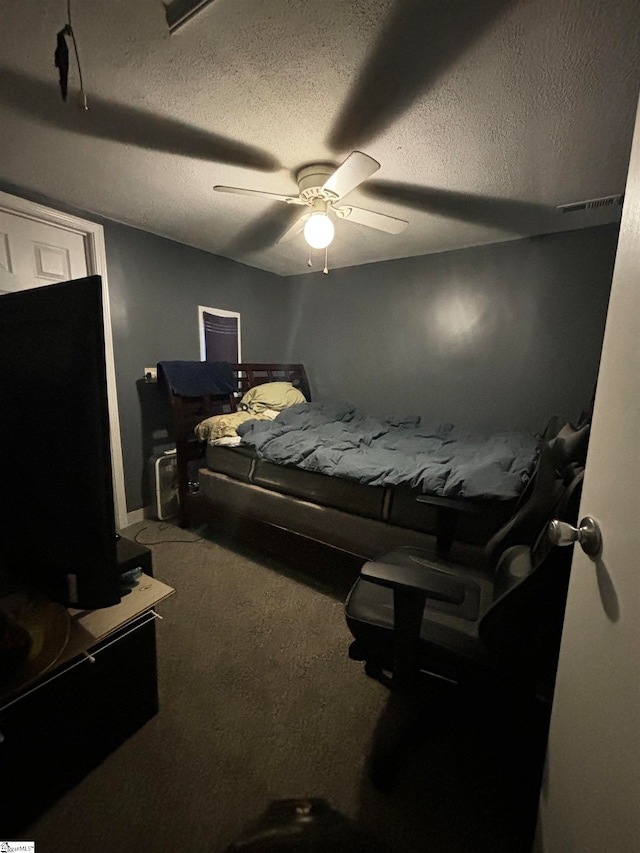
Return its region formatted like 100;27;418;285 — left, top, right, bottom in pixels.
230;363;311;403
167;363;310;440
165;362;310;526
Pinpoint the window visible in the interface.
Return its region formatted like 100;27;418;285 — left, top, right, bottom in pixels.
198;305;241;363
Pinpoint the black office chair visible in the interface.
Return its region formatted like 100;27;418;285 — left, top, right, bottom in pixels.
345;466;583;788
346;441;563;682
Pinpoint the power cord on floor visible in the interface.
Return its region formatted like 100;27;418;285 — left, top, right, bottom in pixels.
131;521;206;545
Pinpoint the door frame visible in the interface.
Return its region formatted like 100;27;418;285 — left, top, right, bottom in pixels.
0;190;128;529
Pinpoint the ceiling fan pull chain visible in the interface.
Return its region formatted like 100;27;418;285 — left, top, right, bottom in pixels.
54;1;88;107
308;248;312;267
323;246;329;275
65;0;88;109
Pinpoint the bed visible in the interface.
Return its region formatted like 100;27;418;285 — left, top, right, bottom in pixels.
162;361;552;561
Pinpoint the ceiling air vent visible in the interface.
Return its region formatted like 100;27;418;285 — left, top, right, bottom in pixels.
165;0;218;33
557;194;624;214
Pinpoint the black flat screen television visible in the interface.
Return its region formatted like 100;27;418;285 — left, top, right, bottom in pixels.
0;275;121;609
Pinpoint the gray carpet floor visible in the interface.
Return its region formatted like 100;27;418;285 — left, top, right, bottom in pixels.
17;520;545;852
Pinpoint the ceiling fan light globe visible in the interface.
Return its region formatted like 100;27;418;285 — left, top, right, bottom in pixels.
304;213;335;249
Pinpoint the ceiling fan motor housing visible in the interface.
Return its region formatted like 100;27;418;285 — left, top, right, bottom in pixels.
297;165;339;202
214;151;407;242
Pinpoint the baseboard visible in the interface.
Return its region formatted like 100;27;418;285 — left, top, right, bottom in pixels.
125;506;153;527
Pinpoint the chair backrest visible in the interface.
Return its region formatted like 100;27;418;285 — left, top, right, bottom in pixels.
477;467;584;664
483;442;563;570
547;419;590;479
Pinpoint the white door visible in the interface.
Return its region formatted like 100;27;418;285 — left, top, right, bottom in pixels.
537;99;640;847
0;211;89;292
0;192;128;530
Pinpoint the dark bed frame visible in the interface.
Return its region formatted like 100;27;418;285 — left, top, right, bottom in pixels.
166;363;511;562
168;363;311;523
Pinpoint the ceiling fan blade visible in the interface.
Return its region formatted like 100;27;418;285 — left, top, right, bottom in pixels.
224;204;307;255
276;212;311;244
328;0;514;151
335;205;408;234
0;67;279;171
322;151;380;200
364;181;550;233
214;185;305;204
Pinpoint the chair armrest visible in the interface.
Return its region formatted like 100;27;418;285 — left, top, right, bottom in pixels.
361;561;466;605
359;561;467;687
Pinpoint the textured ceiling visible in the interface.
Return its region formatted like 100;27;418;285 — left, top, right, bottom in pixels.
1;0;639;276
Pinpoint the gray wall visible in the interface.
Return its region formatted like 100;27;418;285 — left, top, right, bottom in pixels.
0;181;291;513
103;221;291;510
286;226;618;433
0;180;619;514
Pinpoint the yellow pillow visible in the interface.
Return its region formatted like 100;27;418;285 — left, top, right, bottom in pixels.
239;381;306;414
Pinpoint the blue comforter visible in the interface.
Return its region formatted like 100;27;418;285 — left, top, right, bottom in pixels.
236;402;539;500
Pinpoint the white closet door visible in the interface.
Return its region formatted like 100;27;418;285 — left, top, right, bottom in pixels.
0;210;89;293
0;194;128;530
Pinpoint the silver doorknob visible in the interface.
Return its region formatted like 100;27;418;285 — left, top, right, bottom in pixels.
548;517;602;556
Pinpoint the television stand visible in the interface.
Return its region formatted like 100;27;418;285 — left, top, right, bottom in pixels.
0;539;174;835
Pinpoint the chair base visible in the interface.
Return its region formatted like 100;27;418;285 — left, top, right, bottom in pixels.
364;665;550;793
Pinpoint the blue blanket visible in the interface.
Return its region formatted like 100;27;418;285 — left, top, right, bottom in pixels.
157;360;236;397
237;401;539;500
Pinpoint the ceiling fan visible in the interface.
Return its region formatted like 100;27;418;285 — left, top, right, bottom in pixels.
213;151;408;251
